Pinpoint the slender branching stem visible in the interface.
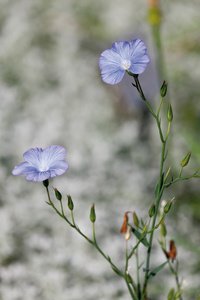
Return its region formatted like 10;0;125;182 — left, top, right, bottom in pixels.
44;185;124;279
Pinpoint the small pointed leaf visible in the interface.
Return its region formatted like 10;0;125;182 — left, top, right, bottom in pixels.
111;266;123;277
131;227;149;247
154;173;164;198
148;260;168;281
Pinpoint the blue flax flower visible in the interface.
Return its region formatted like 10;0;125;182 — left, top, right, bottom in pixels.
12;145;69;182
99;39;150;85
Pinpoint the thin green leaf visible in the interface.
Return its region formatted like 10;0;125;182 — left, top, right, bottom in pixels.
138;261;145;270
148;260;168;281
111;266;123;277
131;227;149;247
154;172;164;198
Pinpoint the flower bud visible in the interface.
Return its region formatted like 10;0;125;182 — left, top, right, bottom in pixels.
148;7;161;26
149;203;155;218
53;188;62;201
90;203;96;223
181;151;191;167
133;212;139;227
43;179;49;187
126;272;133;284
67;195;74;211
167;288;174;300
164;198;175;214
167;102;173;122
160;81;168;97
160;221;167;237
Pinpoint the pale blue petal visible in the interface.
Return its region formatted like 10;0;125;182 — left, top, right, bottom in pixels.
99;41;131;85
25;171;51;182
12;162;37;175
49;161;69;177
99;52;125;85
112;41;130;61
42;145;66;166
100;64;125;85
23;148;43;168
129;39;147;58
128;39;150;74
129;53;150;74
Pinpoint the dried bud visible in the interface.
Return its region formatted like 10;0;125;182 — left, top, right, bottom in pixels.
67;195;74;211
160;81;168;97
125;225;132;241
165;240;177;262
90;203;96;223
149;203;156;218
120;212;128;233
43;179;49;187
53;188;62;201
167;102;173;122
181;151;191;167
133;212;139;227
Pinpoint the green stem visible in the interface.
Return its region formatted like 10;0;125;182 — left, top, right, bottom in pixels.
93;222;96;243
129;76;169;297
134;76;156;119
165;171;200;188
136;245;141;299
178;166;183;178
157;97;163;117
44;185;124;278
125;243;139;300
143;138;166;296
168;260;183;300
71;210;75;226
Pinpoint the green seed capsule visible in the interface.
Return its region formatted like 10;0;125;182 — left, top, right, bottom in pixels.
181;151;191;167
164;201;172;214
43;179;49;187
126;273;133;284
67;195;74;211
167;102;173;122
149;203;156;218
54;188;62;201
160;81;168;97
90;203;96;223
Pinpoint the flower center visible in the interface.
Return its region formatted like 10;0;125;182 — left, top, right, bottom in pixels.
39;162;49;172
121;59;131;70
